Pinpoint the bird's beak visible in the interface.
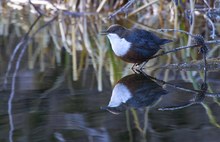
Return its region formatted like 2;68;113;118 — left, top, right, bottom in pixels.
100;30;108;35
100;106;121;115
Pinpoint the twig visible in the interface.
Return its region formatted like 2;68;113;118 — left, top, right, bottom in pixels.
203;53;207;83
29;0;44;16
128;0;158;17
63;11;98;17
96;0;108;12
127;19;173;38
149;28;220;61
158;29;220;44
206;39;220;44
108;0;136;19
204;14;216;39
187;0;195;50
147;44;200;60
157;28;196;37
206;93;220;97
203;0;211;8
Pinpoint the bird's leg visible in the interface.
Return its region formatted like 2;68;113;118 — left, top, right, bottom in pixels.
131;63;137;70
131;63;140;73
132;62;144;72
131;62;148;73
139;61;147;70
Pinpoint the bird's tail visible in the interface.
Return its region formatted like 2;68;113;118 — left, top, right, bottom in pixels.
160;39;173;45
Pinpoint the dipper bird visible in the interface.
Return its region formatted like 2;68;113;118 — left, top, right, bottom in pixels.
101;24;172;70
101;73;168;114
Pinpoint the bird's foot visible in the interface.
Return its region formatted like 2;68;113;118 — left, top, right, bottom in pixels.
131;63;146;74
138;62;147;71
131;63;138;73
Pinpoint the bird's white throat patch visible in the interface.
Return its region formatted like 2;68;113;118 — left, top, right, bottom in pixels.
108;83;132;107
107;33;131;56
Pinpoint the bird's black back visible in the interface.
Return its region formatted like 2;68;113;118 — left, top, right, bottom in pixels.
126;28;170;49
119;74;168;108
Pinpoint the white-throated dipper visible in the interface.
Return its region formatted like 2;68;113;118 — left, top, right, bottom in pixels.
102;24;172;70
101;73;168;114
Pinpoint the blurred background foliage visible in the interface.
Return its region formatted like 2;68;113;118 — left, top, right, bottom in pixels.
0;0;220;92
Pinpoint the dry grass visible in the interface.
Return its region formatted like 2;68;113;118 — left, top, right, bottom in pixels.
1;0;220;89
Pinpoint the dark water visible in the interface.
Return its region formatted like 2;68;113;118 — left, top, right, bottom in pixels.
1;64;220;142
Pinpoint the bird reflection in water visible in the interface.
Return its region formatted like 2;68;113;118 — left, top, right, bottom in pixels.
102;68;220;114
101;73;168;114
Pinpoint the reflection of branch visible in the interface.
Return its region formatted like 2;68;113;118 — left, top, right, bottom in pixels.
3;0;44;88
8;41;29;142
5;5;58;139
202;103;220;128
3;14;57;89
108;0;136;19
8;14;42;142
157;50;208;111
139;70;200;93
140;67;220;112
159;102;196;111
139;70;205;111
3;15;42;88
159;91;206;111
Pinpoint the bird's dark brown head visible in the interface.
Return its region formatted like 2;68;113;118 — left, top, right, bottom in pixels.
102;24;127;37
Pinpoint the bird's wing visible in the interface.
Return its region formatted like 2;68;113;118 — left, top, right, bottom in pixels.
126;86;167;107
127;28;162;49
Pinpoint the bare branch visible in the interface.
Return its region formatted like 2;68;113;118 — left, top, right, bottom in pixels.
204;14;216;39
157;28;196;37
147;44;200;60
108;0;136;19
205;93;220;97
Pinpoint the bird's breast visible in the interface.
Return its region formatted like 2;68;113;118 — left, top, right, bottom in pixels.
108;83;132;107
107;33;131;57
